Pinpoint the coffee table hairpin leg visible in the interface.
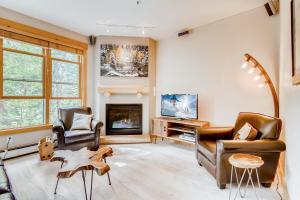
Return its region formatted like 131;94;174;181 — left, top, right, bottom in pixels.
229;165;261;200
54;161;64;195
81;169;95;200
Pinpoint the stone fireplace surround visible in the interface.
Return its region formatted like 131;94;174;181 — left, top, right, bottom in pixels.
93;36;156;143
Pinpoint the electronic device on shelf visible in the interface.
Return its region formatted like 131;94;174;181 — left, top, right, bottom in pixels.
179;133;195;143
161;94;198;120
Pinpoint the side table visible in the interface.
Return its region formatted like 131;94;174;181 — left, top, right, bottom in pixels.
228;153;264;200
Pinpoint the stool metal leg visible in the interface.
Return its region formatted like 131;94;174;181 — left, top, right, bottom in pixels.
255;168;261;192
229;165;234;200
239;168;252;198
233;168;247;200
229;167;261;200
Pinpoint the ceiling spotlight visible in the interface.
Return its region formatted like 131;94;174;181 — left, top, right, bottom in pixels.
106;29;110;33
142;30;145;35
136;0;142;5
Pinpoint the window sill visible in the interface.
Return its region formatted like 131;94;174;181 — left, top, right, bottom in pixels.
0;124;53;136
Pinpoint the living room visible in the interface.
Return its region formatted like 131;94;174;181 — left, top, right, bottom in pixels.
0;0;299;199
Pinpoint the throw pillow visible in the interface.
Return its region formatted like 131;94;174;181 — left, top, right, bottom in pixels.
234;122;258;140
70;113;93;131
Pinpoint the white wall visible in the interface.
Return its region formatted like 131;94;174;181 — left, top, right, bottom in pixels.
156;7;279;125
0;6;92;150
279;1;300;199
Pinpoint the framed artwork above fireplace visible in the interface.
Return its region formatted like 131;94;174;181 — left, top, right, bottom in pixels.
100;44;149;77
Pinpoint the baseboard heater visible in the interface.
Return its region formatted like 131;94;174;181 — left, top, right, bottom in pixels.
0;143;38;160
0;141;57;160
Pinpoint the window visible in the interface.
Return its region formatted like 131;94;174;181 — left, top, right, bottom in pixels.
0;35;85;132
50;49;82;124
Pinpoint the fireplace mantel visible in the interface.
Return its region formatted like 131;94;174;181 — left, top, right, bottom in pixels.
98;85;149;96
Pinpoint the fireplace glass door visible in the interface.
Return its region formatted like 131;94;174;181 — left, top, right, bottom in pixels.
106;104;142;135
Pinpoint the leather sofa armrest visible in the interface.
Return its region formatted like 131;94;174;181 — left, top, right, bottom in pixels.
52;121;65;145
91;120;103;132
52;120;65;133
196;127;234;141
217;139;286;153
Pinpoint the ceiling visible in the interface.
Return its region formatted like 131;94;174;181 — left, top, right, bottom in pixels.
0;0;267;39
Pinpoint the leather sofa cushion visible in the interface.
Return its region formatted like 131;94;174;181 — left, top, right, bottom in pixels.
0;192;15;200
233;112;282;139
0;167;10;194
64;130;94;138
197;140;216;165
59;107;92;130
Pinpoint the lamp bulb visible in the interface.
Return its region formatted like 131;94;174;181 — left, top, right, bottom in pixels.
254;75;261;81
258;83;265;88
241;62;248;69
248;68;255;74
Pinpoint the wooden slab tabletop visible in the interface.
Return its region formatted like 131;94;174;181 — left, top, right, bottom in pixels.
229;153;264;169
51;147;113;178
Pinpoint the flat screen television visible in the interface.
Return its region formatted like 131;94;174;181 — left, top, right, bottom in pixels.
161;94;198;119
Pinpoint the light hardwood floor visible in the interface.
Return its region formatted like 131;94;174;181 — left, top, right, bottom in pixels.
5;142;279;200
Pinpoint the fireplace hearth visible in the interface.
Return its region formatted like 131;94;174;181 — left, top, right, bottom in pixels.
106;104;143;135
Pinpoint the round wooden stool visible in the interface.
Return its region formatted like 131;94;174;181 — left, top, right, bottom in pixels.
228;153;264;200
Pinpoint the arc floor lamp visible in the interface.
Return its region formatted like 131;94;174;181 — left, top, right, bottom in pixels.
241;53;279;118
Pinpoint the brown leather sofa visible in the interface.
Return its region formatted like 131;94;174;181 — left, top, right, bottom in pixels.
53;107;103;151
0;159;15;200
196;112;286;189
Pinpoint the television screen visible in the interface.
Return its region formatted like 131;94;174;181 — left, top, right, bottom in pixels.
161;94;198;119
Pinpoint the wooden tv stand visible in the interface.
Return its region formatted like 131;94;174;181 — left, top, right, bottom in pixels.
151;117;210;145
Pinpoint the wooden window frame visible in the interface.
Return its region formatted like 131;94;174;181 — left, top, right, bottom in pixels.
1;43;46;99
0;18;88;135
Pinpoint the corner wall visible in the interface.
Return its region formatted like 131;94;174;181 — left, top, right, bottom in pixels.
279;1;300;199
156;7;279;125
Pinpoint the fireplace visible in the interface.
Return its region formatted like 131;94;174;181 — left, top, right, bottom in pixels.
106;104;143;135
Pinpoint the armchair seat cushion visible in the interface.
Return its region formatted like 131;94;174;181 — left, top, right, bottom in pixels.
65;131;95;144
64;130;94;138
197;140;216;165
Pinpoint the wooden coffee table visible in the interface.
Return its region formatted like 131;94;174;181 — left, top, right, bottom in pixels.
51;147;113;200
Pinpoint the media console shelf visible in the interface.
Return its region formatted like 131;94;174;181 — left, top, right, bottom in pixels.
151;117;210;145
